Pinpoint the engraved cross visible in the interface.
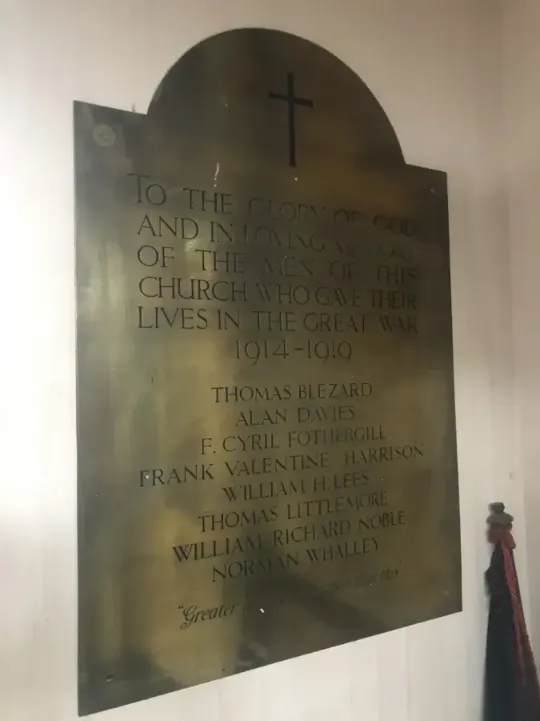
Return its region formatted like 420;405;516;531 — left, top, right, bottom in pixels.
269;72;314;167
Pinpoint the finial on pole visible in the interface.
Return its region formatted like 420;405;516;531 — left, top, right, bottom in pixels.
487;502;514;529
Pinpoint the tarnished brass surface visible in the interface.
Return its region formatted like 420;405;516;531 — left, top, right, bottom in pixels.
75;28;460;716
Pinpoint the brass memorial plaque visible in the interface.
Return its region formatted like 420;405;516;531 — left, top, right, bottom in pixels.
76;28;461;715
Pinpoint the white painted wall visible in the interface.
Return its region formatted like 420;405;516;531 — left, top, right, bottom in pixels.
504;0;540;659
2;1;519;720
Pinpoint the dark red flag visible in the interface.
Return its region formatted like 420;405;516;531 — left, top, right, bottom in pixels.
485;502;540;721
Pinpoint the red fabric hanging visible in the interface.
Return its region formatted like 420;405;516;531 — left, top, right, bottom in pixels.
485;503;540;721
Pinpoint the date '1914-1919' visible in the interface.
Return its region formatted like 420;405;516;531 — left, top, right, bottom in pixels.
235;338;352;363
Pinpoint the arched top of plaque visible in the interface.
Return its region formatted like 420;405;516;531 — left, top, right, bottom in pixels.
145;28;404;176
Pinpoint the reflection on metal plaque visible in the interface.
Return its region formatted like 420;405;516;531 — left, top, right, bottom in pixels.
75;28;461;715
